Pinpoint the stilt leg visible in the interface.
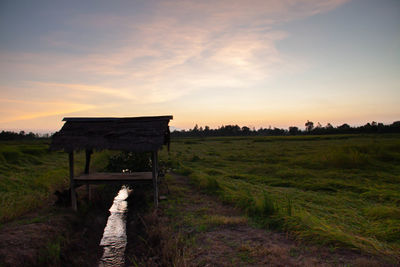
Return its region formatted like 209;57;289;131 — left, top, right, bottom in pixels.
69;152;77;211
152;151;159;208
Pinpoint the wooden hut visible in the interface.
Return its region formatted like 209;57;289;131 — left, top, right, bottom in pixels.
50;115;173;210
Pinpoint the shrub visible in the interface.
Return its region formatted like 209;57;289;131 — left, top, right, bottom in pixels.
106;152;151;172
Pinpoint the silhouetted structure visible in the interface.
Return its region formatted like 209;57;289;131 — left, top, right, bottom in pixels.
50;116;173;210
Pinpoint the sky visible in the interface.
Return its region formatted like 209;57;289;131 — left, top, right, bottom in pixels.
0;0;399;132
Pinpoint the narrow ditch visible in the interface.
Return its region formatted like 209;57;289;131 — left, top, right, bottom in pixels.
99;185;133;266
58;185;120;267
97;183;156;266
58;183;158;266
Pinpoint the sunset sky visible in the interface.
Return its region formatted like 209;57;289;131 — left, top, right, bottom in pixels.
0;0;399;132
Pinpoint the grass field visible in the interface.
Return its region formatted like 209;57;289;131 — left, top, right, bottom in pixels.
160;134;400;258
0;140;111;223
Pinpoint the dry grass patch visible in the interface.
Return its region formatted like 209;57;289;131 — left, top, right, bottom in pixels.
207;215;247;226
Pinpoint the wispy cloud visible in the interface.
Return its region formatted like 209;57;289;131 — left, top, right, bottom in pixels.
0;98;94;123
0;0;351;129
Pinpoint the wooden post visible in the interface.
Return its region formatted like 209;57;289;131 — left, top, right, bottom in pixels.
69;151;77;211
84;149;92;174
152;151;159;208
84;149;92;201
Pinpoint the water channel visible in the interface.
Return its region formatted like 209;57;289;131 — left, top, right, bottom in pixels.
98;185;132;267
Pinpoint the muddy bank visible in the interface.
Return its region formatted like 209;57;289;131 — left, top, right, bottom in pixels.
0;185;120;266
123;184;164;265
123;183;183;266
0;182;165;267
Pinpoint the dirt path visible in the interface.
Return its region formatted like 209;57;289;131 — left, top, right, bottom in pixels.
154;173;391;266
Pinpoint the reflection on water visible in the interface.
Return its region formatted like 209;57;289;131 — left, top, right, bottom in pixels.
99;186;132;267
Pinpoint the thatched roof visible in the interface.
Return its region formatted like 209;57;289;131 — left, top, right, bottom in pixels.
50;116;173;152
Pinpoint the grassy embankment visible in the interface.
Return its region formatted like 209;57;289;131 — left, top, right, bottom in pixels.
0;140;111;223
160;134;400;258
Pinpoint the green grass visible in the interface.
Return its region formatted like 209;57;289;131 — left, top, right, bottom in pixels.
37;235;64;266
0;140;111;223
160;134;400;258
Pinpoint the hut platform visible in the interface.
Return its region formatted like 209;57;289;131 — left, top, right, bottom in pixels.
74;172;153;185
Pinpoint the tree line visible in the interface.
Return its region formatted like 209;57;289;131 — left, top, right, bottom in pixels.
171;121;400;137
0;130;50;141
2;120;400;140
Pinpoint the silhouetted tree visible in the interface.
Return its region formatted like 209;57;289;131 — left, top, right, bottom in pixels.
305;120;314;132
241;126;250;135
289;126;299;135
338;123;350;129
326;123;333;129
0;130;44;140
170;120;400;138
392;121;400;128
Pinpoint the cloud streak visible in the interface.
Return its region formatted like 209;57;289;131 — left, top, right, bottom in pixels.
0;0;351;130
0;98;94;123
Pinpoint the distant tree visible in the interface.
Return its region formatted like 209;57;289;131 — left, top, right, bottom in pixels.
338;123;350;129
241;126;250;135
289;126;299;135
325;123;333;129
337;123;351;133
274;127;285;135
0;130;40;140
390;121;400;133
169;120;400;138
322;123;334;134
392;121;400;127
305;120;314;133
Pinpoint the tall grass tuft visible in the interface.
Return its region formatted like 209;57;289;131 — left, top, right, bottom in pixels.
257;191;275;217
204;177;220;194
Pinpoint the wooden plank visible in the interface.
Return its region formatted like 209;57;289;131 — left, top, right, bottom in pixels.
69;152;77;211
74;172;153;186
75;172;153;181
75;180;152;186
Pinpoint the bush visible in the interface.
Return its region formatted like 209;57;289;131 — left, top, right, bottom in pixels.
106;152;151;172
